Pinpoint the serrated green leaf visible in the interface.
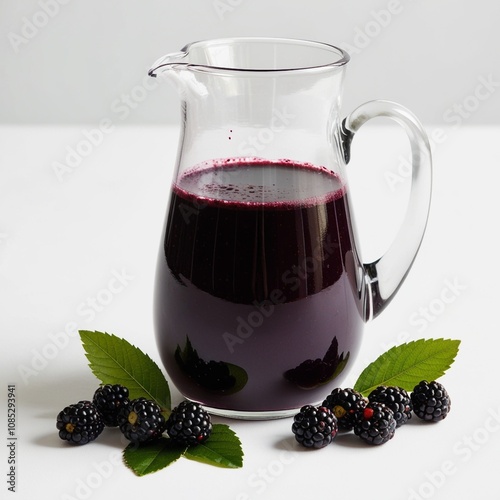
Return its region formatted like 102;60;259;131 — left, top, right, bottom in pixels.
123;438;187;476
79;330;171;410
184;424;243;469
353;338;460;396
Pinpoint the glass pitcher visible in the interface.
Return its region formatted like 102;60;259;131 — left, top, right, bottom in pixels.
149;38;432;419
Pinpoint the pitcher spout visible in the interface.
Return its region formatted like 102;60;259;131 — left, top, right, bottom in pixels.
148;51;188;78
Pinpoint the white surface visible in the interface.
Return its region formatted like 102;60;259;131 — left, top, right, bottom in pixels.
1;0;499;125
0;124;499;500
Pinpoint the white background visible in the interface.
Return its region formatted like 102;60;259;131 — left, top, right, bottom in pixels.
1;0;499;125
3;124;500;500
1;2;500;500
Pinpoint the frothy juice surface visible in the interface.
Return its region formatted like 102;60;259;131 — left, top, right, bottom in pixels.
154;159;363;413
175;158;344;207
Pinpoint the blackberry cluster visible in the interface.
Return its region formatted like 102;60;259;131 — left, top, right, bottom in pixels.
166;401;213;445
56;400;104;445
117;397;166;444
56;384;213;448
292;405;338;449
411;380;451;422
93;384;130;427
353;402;396;445
294;381;451;448
368;386;412;427
322;388;367;431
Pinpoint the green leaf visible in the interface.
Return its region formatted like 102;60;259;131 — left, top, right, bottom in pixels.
123;438;187;476
353;338;460;396
79;330;171;410
184;424;243;469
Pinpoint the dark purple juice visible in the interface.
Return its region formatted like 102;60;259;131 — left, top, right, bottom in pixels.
154;159;363;414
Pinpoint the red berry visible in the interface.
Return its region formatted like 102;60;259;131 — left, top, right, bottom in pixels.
363;407;374;420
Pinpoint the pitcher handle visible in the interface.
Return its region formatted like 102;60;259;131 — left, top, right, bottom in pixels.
341;100;432;321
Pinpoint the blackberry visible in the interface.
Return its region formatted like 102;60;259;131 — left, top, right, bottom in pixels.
166;401;212;446
368;386;412;427
353;402;396;445
411;380;451;422
292;405;338;449
117;398;166;444
56;400;104;445
92;384;130;427
322;388;367;431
